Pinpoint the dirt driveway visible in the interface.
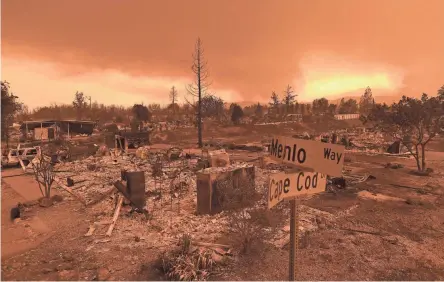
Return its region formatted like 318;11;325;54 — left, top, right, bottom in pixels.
1;170;89;280
1;169;161;281
1;169;54;259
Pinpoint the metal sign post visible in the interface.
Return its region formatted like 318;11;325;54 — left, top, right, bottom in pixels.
289;198;298;281
267;136;346;281
269;171;321;281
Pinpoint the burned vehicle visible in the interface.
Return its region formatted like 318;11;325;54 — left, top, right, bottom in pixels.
1;146;41;168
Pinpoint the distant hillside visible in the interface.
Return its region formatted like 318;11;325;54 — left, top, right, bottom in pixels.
234;95;402;107
328;95;402;105
232;89;425;107
236;101;260;108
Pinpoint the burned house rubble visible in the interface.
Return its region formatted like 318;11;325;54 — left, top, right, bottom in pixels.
5;113;444;282
10;120;437;281
289;127;414;157
34;142;366;258
20;120;96;141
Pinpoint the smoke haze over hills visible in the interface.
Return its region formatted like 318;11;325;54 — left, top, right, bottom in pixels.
2;0;443;109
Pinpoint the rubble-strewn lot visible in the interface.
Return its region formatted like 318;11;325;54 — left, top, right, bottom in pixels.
2;125;444;281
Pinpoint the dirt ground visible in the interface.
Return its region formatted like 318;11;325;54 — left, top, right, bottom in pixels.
2;125;444;281
219;151;444;281
1;169;162;281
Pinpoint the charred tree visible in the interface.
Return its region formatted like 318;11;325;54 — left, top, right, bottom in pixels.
169;86;179;116
186;38;211;148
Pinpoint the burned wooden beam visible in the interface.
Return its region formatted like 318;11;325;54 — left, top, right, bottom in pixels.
106;194;124;237
54;177;87;206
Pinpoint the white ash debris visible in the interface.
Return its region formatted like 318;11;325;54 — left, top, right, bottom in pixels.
54;153;199;202
56;152;339;253
135;146;150;159
88;197;231;250
153;211;231;243
199;162;254;174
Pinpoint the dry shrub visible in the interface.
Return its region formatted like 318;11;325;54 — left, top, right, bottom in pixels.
217;173;256;210
159;234;216;281
214;171;271;254
228;209;272;254
32;156;55;199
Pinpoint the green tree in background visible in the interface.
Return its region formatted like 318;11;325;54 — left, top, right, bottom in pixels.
366;92;444;172
359;86;375;116
231;104;244;125
1;81;22;149
132;104;151;132
338;98;359;114
72;91;87;120
282;85;297;114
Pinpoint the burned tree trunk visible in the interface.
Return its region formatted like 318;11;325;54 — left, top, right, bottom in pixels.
414;144;421;171
32;156;56;205
186;38;211;148
197;75;203;148
421;144;427;171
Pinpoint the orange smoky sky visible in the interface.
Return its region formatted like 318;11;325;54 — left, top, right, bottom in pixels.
1;0;444;109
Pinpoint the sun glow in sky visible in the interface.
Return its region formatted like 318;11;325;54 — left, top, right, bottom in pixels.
295;53;404;101
300;73;397;101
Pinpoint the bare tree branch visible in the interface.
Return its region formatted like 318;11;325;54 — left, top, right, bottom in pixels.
185;37;213;147
184;96;197;109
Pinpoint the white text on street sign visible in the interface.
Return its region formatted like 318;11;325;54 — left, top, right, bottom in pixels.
268;136;345;177
268;171;327;209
